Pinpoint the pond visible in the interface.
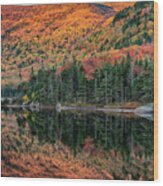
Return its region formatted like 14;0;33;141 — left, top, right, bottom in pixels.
1;108;154;180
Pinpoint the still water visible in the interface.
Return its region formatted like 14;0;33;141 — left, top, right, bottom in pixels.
1;108;154;180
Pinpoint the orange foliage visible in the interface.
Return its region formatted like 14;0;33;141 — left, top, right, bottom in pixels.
1;2;154;87
104;2;134;12
1;113;154;180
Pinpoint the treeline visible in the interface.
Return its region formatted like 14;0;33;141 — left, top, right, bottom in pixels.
17;54;153;105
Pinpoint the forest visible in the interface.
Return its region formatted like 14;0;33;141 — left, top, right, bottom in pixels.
1;1;155;180
2;53;154;106
1;2;154;108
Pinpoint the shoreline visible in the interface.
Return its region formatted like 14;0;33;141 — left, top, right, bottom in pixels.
2;103;153;114
1;104;136;113
1;103;154;121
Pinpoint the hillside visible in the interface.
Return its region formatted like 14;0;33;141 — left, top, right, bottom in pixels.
1;2;154;105
103;2;135;11
1;3;115;86
1;2;136;87
1;2;155;180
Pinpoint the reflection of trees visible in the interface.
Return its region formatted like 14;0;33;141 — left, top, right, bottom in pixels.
15;110;153;160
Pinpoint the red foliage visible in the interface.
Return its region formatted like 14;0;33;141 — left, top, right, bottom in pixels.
82;58;103;79
83;136;95;155
55;65;67;75
108;44;154;64
55;62;71;75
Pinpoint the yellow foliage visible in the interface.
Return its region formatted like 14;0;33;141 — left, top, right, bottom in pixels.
148;29;153;38
22;95;29;104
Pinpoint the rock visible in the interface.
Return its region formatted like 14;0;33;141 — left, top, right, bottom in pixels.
56;103;62;112
134;103;154;121
135;103;154;114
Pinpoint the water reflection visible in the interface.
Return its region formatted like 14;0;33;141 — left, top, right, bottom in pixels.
1;108;154;179
3;108;154;159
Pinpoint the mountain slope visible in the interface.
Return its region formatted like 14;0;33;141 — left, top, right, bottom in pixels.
1;3;115;86
1;2;154;88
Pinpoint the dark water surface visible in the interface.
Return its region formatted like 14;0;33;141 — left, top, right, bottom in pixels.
1;108;154;179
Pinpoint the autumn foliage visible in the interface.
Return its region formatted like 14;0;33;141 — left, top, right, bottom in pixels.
1;2;154;87
1;113;154;180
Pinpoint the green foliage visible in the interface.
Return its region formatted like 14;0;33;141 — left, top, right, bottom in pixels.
112;6;131;25
16;55;154;105
1;2;154;106
14;108;153;157
111;1;154;49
